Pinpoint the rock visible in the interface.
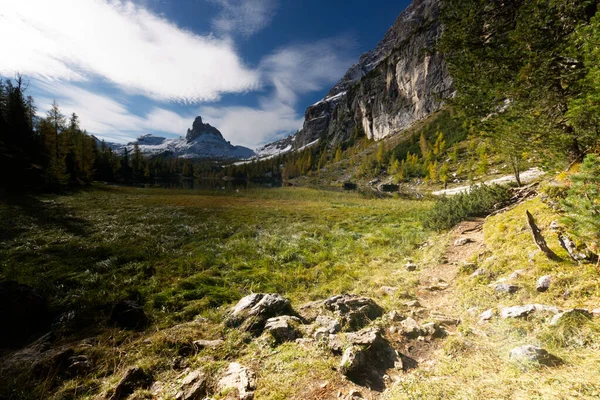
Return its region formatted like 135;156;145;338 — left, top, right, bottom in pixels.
68;355;91;375
323;294;384;331
175;369;207;400
549;220;561;232
217;363;256;400
225;293;294;334
405;263;419;272
108;366;153;400
508;270;526;281
549;309;592;326
386;310;406;322
536;276;551;292
470;268;487;278
109;300;149;330
500;304;561;319
425;282;449;291
321;334;344;354
339;346;367;376
400;317;421;338
379;286;397;296
345;327;384;347
592;308;600;317
193;339;224;350
264;316;302;344
478;309;494;323
494;283;520;294
314;315;341;334
404;300;422;308
509;345;562;367
467;307;479;317
430;312;460;326
0;281;48;347
454;238;473;246
344;389;364;400
186;116;223;141
420;322;446;338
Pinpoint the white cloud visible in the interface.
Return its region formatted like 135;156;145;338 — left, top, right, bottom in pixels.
209;0;278;37
0;0;259;102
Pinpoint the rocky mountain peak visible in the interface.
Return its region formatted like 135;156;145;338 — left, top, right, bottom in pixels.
186;116;223;142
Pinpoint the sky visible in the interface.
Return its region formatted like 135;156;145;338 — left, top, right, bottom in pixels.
0;0;411;148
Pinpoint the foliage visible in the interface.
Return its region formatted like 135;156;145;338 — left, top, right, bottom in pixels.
423;184;512;230
561;154;600;252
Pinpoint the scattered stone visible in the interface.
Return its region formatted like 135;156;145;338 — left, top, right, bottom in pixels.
454;238;473;247
405;263;419;272
193;339;224;350
430;313;460;326
494;283;520;294
404;300;422;308
549;220;561;232
314;315;341;334
0;281;48;346
108;366;153;400
386;310;405;322
225;293;294;334
478;309;494;324
339;346;366;376
509;345;562;367
109;300;149;330
500;304;561;319
508;270;526;281
175;369;207;400
264;316;302;344
323;294;384;331
536;276;551;293
379;286;397;296
425;282;450;291
345;327;384;347
549;309;592;326
344;389;364;400
400;317;421;338
217;363;256;400
420;322;446;338
470;268;487;279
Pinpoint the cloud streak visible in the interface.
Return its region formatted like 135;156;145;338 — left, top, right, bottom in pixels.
209;0;278;38
0;0;259;102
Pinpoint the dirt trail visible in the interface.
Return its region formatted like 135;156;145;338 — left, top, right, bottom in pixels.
417;218;486;320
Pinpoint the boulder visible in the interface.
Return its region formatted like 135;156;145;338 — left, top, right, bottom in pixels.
314;315;341;334
109;300;149;330
225;293;294;334
339;346;367;376
400;317;421;338
386;310;406;322
549;309;592;326
536;276;551;292
420;322;446;338
494;283;520;294
509;345;562;367
175;369;207;400
345;327;384;347
501;304;561;319
108;366;153;400
0;281;48;347
323;294;384;331
478;309;494;323
264;316;302;344
217;362;256;400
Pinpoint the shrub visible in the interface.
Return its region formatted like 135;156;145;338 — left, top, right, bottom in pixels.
423;184;512;230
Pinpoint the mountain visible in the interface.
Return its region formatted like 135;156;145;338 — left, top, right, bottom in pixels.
262;0;453;153
110;116;255;160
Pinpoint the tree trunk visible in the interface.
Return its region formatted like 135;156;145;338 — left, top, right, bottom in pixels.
511;154;522;187
526;211;560;260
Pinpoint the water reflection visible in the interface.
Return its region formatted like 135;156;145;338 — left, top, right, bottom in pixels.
138;178;281;191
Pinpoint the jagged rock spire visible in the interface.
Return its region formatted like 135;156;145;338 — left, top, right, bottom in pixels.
186;116;223;142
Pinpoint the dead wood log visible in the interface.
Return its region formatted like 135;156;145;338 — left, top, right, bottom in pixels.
526;210;560;260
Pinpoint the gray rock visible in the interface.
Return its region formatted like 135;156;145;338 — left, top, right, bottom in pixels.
344;389;364;400
430;313;460;326
216;363;256;400
314;315;341;334
420;322;446;338
500;304;561;319
494;283;520;294
264;316;302;344
400;317;421;338
345;327;384;346
175;369;207;400
193;339;224;350
225;293;293;334
508;270;526;281
339;346;367;376
405;263;419;272
549;309;592;326
108;366;153;400
509;345;562;367
323;294;384;331
379;286;397;295
536;275;551;292
404;300;422;308
425;282;450;291
470;268;487;278
454;237;473;246
478;308;494;323
386;310;406;322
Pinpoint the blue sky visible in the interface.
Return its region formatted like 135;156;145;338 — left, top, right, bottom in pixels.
0;0;410;148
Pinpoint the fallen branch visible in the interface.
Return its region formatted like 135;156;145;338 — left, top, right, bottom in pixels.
527;210;560;261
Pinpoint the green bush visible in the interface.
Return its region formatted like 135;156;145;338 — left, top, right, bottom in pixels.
423;184;512;230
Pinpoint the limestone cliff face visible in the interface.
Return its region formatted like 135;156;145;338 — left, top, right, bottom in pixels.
293;0;453;148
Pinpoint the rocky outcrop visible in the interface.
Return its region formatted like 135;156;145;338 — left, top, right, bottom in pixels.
225;293;295;334
216;362;256;400
185;116;223;141
290;0;452;149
